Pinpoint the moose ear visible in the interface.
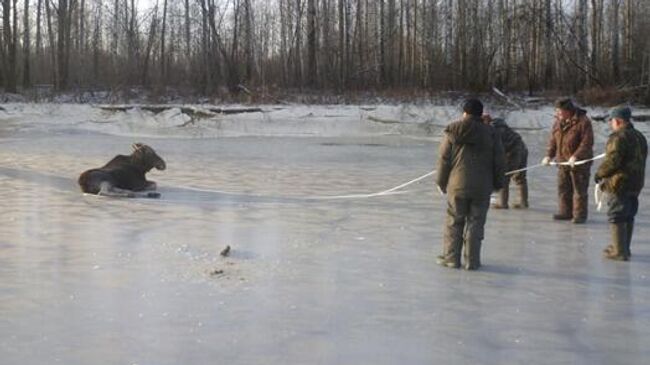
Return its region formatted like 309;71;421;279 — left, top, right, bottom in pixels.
132;143;143;151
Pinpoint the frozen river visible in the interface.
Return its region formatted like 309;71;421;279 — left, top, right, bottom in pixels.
1;104;649;364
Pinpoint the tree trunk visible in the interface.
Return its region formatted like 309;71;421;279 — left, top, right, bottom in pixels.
543;0;554;88
307;0;317;87
611;0;621;81
244;0;255;83
161;0;168;83
2;0;17;92
590;0;602;86
338;0;345;87
56;0;70;90
23;0;31;88
45;0;57;86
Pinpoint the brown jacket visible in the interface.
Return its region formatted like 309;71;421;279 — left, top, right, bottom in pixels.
436;115;506;199
546;108;594;164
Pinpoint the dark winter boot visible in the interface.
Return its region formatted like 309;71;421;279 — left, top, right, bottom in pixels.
436;255;460;269
572;186;589;224
603;222;633;256
604;223;629;261
571;216;587;224
602;244;614;255
553;213;572;220
512;183;529;209
625;222;634;257
492;187;509;209
463;239;482;270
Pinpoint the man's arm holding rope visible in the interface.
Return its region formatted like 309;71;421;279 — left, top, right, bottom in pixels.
505;153;606;176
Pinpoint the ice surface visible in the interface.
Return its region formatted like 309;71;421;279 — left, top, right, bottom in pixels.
1;103;649;364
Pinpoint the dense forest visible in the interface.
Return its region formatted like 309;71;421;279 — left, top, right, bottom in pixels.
1;0;649;102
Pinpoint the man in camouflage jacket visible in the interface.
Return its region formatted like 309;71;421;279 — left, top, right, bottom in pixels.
541;98;594;223
594;106;647;261
436;99;506;270
484;116;529;209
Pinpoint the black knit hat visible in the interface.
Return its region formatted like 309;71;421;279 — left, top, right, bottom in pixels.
554;98;576;111
462;98;483;116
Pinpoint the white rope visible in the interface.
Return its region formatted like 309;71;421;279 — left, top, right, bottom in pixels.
170;154;606;201
505;163;545;176
306;170;436;200
594;182;607;212
505;153;606;176
551;153;606;166
175;170;435;201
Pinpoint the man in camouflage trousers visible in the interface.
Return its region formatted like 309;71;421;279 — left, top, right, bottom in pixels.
483;116;529;209
594;106;647;261
436;99;506;270
541;98;594;224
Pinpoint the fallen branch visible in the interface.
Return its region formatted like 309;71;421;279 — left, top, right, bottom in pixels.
492;87;524;109
207;107;262;114
98;104;263;116
592;114;650;122
367;115;401;124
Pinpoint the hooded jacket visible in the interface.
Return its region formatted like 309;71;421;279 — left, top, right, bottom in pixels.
436;115;506;198
492;118;527;171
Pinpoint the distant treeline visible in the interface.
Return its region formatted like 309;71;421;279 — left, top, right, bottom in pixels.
2;0;649;102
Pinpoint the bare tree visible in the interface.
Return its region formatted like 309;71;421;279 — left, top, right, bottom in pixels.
3;0;650;100
2;0;18;92
53;0;78;90
160;0;168;83
23;0;32;88
611;0;621;80
306;0;316;87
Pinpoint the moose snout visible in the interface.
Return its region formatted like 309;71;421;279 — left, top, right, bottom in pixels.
156;161;167;170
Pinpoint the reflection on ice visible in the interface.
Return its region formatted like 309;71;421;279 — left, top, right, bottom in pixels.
1;104;649;364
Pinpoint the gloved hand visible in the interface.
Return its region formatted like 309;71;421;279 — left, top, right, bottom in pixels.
568;156;577;167
541;156;551;166
437;185;446;195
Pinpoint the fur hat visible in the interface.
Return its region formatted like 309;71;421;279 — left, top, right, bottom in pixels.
554;98;576;111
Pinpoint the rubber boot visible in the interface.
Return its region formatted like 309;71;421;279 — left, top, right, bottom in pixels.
604;222;634;257
492;186;509;209
602;243;614;255
436;255;460;268
625;222;634;257
604;223;629;261
512;183;529;209
572;173;589;224
463;239;482;270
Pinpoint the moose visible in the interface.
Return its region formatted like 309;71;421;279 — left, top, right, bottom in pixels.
78;143;166;198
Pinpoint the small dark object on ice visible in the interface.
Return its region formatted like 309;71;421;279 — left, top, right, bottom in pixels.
147;192;161;199
220;245;231;257
209;269;224;276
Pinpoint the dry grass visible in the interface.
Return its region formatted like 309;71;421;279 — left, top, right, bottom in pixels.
577;86;634;107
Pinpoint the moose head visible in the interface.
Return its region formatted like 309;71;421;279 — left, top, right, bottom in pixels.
131;143;166;172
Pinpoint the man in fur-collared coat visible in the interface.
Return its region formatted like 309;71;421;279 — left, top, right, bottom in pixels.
541;98;594;224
